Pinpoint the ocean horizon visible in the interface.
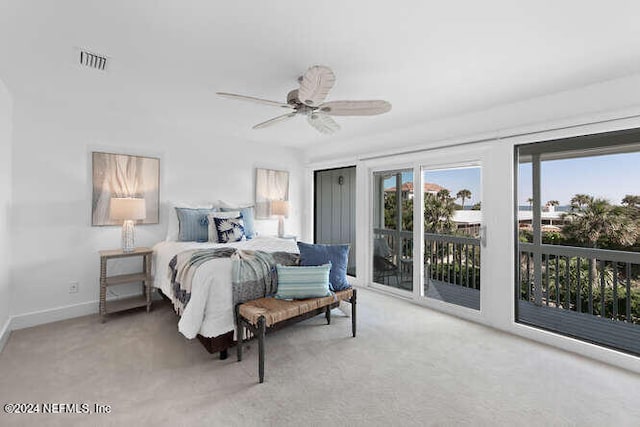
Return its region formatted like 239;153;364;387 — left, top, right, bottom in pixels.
518;205;570;212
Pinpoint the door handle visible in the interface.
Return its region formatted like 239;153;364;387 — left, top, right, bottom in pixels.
479;225;487;248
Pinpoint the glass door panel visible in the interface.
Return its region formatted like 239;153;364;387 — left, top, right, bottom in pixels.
372;170;414;291
422;166;482;310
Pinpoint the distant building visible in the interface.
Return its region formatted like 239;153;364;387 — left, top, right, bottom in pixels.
453;210;482;235
384;182;445;200
518;210;567;230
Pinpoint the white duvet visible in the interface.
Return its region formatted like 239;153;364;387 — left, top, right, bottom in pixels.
152;236;299;339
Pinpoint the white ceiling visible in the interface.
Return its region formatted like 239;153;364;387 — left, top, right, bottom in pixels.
2;0;640;150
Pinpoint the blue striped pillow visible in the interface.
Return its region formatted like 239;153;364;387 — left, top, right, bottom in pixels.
275;263;332;300
176;207;216;242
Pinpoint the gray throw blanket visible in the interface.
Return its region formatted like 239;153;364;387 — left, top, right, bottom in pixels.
169;248;299;315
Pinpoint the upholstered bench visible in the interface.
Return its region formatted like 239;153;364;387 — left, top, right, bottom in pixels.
235;288;357;383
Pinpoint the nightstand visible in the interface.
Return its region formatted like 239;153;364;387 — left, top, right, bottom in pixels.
99;247;153;322
279;235;297;241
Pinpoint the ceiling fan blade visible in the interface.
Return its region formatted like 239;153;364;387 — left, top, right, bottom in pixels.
307;113;340;134
298;65;336;107
252;112;297;129
216;92;292;109
318;100;392;116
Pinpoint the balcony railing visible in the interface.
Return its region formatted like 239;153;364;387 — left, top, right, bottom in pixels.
373;228;413;290
424;233;481;290
519;242;640;355
372;228;481;308
519;243;640;323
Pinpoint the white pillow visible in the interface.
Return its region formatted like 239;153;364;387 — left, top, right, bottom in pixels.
218;200;253;209
207;211;241;242
166;201;214;241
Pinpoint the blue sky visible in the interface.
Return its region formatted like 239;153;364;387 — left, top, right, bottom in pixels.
423;168;481;205
519;152;640;206
380;151;640;208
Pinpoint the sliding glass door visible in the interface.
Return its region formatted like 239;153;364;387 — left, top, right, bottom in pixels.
370;162;483;309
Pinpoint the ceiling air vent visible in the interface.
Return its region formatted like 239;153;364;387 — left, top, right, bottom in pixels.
78;49;108;71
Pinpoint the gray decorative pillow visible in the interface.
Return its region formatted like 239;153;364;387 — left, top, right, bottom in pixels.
213;215;245;243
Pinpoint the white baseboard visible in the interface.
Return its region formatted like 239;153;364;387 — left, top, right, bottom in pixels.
7;289;164;334
0;317;11;352
10;300;99;331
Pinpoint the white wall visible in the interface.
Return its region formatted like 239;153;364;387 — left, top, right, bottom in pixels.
9;91;304;326
0;78;12;346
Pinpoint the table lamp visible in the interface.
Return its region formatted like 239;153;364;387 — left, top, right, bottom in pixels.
110;197;146;252
271;200;289;238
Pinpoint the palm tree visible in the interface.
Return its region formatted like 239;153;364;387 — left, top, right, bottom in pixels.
570;194;591;209
456;189;472;210
424;190;456;233
622;194;640;221
564;197;638;248
622;194;640;207
546;200;560;214
424;190;457;280
563;196;639;281
527;197;533;210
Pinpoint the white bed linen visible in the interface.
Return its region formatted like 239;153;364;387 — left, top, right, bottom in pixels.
152;236;299;339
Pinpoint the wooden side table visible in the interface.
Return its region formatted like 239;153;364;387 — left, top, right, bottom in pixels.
99;247;153;322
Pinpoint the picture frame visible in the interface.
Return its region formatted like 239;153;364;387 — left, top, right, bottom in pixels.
91;151;160;226
255;168;289;219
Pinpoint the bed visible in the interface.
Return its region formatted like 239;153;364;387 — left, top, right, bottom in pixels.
152;236;299;358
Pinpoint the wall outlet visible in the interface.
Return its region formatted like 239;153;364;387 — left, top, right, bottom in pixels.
69;281;79;294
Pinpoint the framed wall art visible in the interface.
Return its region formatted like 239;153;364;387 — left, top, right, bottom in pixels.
92;152;160;226
255;168;289;219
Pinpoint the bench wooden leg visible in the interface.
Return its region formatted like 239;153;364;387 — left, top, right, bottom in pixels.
237;319;244;362
325;305;331;325
258;316;266;383
351;289;357;338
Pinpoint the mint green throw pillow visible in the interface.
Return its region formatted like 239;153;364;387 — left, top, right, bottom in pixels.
275;263;332;300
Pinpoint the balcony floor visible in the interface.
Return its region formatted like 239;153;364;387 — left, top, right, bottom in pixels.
1;288;638;425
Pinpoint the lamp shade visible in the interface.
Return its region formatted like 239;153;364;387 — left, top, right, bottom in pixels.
110;197;146;220
271;200;289;216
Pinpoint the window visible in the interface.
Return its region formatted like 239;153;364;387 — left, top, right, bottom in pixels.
516;128;640;355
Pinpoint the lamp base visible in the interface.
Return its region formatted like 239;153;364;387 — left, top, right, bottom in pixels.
277;216;285;238
122;220;135;252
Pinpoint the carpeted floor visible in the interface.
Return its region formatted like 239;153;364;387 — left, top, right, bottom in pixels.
1;288;639;426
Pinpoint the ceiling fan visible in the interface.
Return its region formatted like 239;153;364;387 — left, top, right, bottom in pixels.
217;65;391;134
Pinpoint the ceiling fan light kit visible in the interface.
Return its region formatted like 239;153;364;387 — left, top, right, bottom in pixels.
217;65;391;134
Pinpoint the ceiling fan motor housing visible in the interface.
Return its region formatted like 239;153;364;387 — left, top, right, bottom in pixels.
287;89;316;115
287;89;299;105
